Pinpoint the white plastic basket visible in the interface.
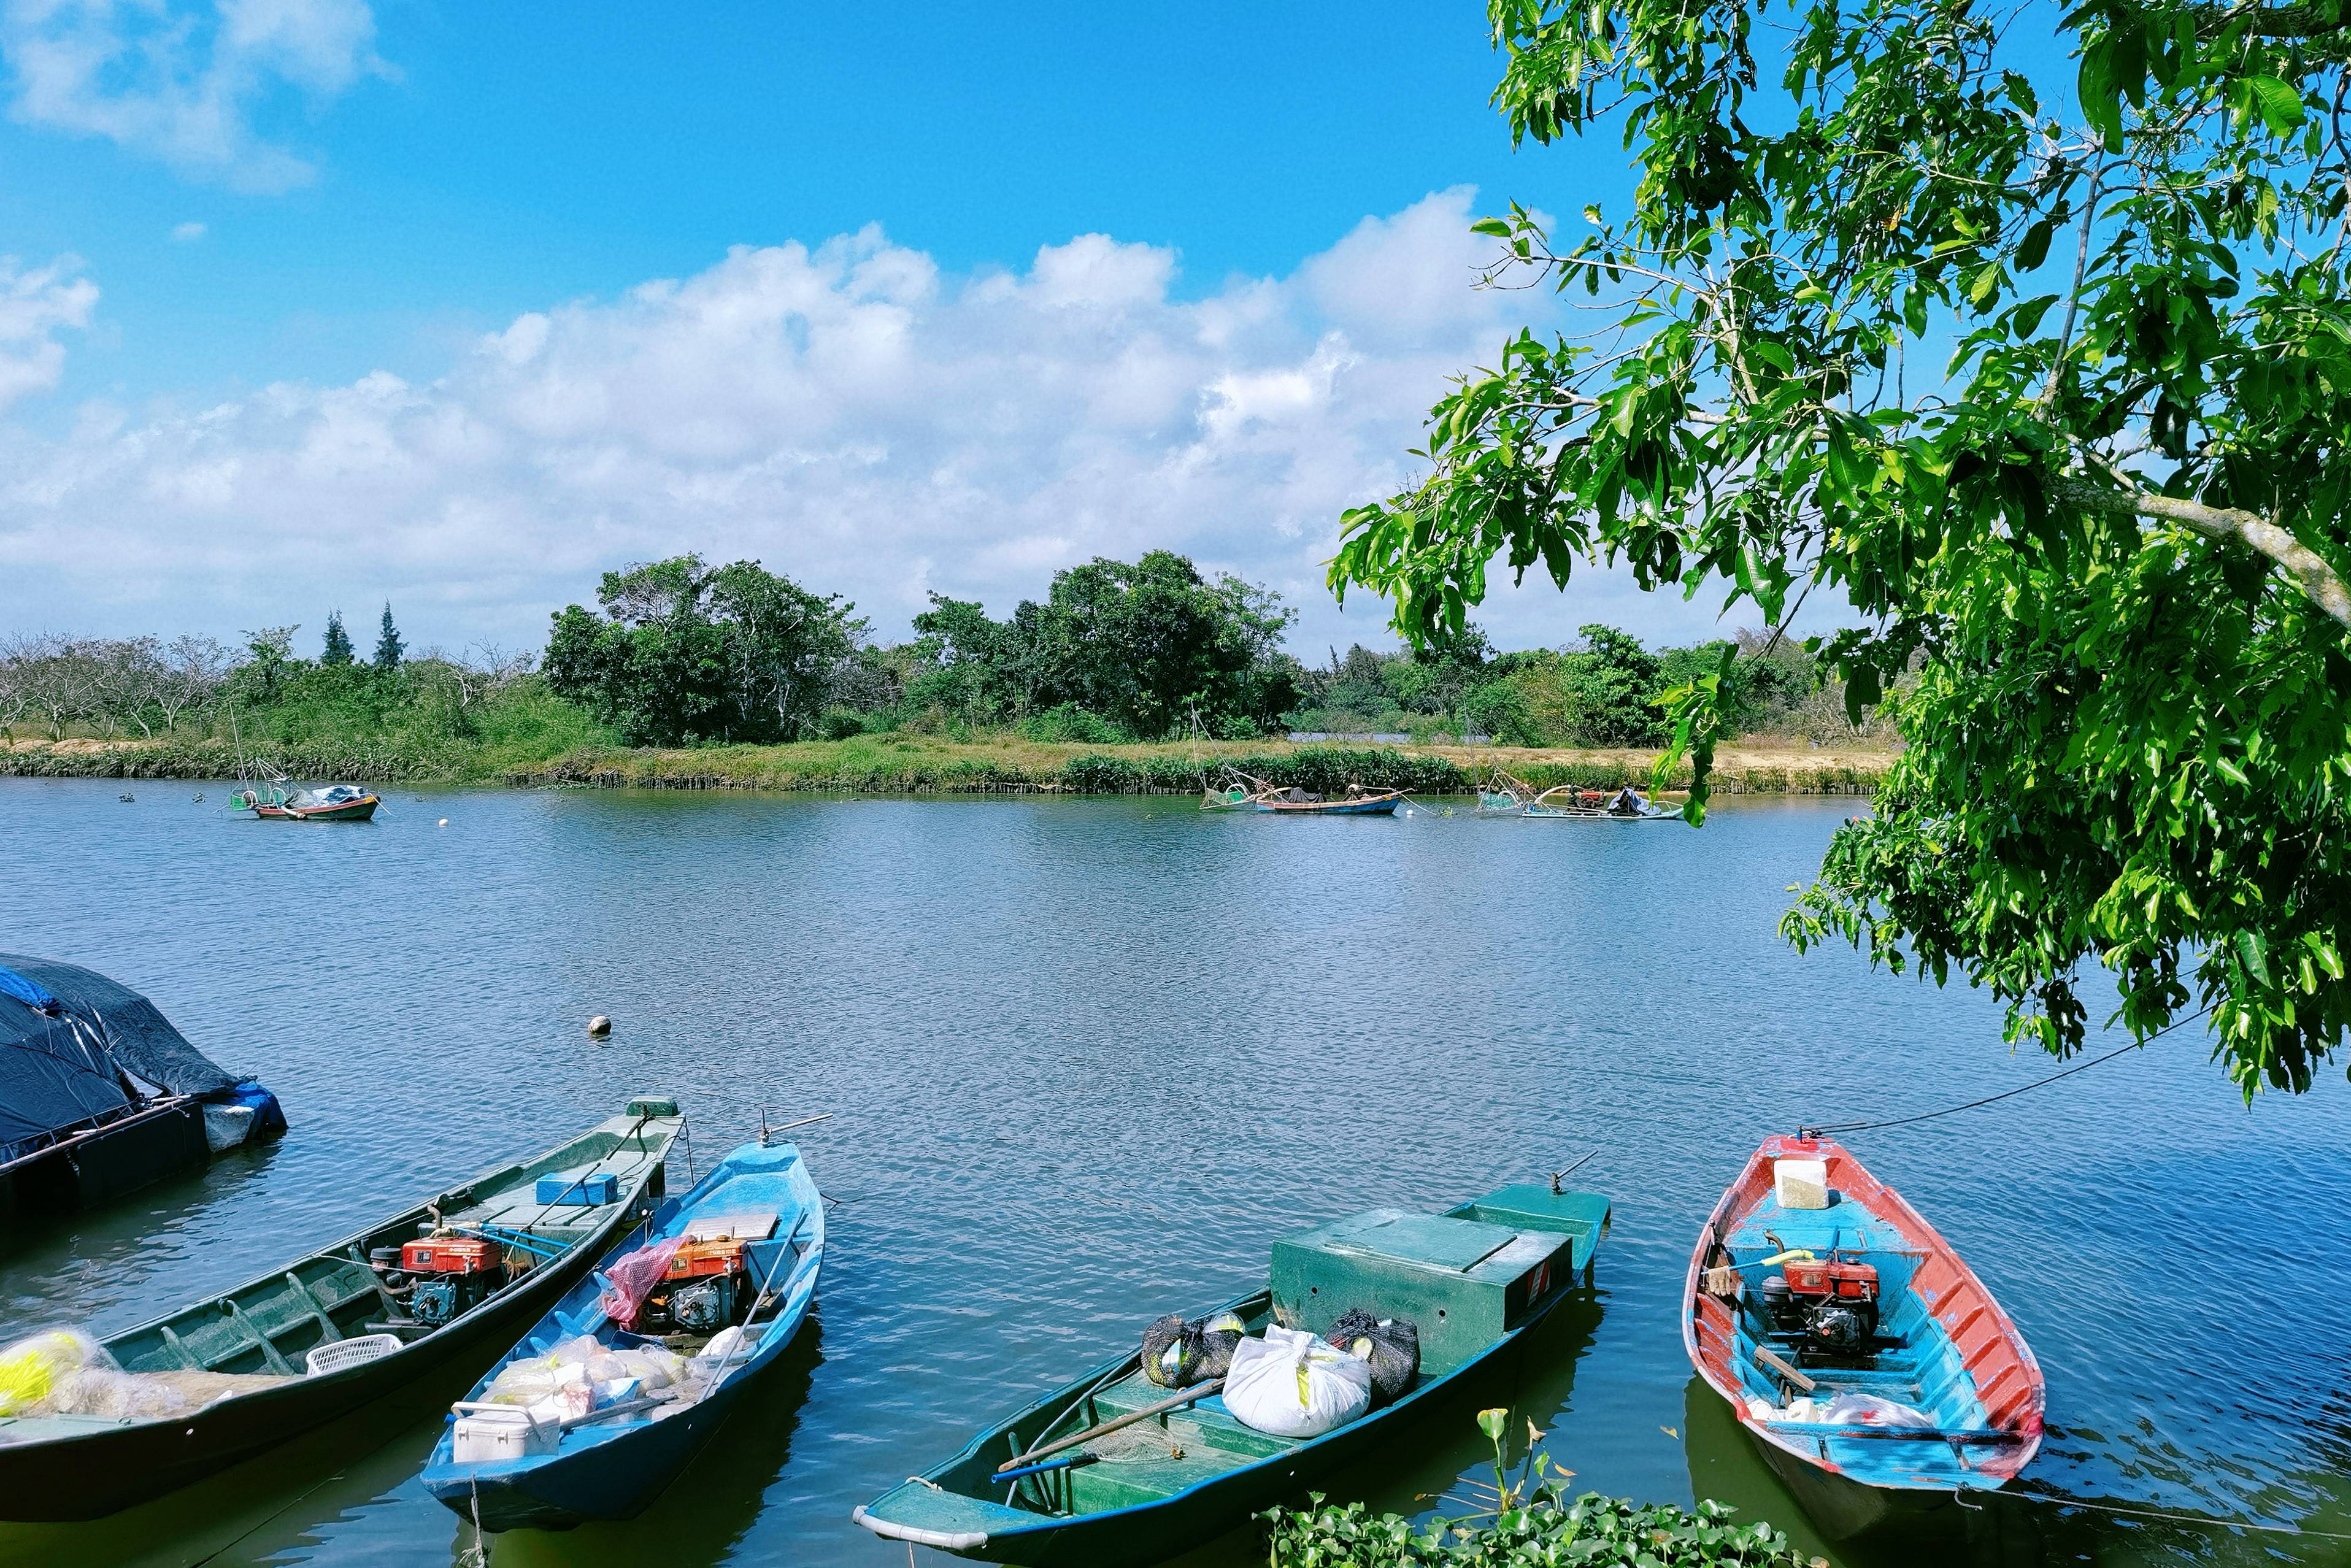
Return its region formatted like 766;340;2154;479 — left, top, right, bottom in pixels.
305;1332;402;1377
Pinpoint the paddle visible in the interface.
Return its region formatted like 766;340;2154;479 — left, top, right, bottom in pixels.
995;1378;1225;1475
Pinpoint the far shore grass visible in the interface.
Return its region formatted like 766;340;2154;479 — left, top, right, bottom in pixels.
0;732;1893;797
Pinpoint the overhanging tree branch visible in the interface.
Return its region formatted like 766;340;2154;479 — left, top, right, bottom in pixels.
2054;477;2351;627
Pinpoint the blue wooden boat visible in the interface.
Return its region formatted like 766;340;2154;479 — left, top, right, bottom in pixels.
1684;1135;2045;1540
419;1138;823;1531
853;1180;1608;1566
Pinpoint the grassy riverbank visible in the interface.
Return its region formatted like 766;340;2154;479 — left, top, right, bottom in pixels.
0;733;1890;796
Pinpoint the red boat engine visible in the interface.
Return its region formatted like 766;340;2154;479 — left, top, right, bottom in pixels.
1760;1255;1880;1357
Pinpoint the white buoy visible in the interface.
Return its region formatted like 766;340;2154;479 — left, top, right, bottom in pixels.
587;1015;612;1038
437;818;449;827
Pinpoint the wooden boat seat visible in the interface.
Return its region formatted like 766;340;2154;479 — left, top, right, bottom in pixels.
1066;1444;1252;1512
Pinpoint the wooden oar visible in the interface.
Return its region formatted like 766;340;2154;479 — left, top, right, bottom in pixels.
995;1378;1225;1475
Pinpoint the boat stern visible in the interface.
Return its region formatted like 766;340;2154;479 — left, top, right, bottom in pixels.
853;1480;1034;1558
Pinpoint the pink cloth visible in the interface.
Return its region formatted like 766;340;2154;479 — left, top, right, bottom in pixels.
598;1236;685;1329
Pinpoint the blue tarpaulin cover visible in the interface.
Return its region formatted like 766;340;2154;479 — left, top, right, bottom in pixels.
0;955;240;1158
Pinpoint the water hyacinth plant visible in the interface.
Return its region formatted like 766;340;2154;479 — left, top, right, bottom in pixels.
1266;1411;1812;1567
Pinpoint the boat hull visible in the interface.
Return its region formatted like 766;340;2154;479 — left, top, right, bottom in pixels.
1743;1424;1946;1540
0;1107;677;1521
0;1243;602;1520
252;796;379;821
1251;794;1402;815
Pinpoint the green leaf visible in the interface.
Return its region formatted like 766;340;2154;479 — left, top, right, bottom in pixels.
2250;75;2305;137
1471;217;1515;237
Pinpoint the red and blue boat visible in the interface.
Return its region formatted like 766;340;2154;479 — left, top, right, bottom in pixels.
1683;1135;2044;1540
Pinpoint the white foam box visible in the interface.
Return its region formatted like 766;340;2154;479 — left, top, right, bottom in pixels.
1773;1158;1830;1210
452;1410;560;1464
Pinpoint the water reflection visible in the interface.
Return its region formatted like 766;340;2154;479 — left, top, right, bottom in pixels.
1679;1375;2351;1568
0;1367;464;1568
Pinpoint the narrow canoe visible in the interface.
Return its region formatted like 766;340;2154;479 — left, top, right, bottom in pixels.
0;1099;681;1520
1683;1135;2045;1540
420;1137;824;1529
854;1181;1609;1567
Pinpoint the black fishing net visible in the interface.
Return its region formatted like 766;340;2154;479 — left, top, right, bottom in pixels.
1324;1308;1420;1405
1139;1310;1249;1388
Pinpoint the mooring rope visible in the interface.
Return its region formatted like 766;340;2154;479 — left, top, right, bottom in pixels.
1959;1482;2351;1541
1802;1005;2215;1138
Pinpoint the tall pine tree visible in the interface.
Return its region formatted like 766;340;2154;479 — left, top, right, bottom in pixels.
374;603;404;671
320;610;355;666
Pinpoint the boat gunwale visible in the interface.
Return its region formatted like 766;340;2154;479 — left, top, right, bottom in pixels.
1679;1136;2047;1494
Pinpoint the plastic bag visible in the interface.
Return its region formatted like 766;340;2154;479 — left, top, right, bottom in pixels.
599;1237;685;1330
608;1345;695;1393
1823;1391;1934;1428
1140;1312;1249;1389
1223;1325;1371;1437
1323;1309;1420;1406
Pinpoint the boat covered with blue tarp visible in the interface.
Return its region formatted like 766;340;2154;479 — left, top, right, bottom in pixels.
0;954;287;1222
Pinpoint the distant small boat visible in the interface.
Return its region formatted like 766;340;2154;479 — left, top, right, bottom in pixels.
1477;770;1676;820
1203;772;1404;816
232;782;380;821
854;1179;1609;1566
1684;1135;2045;1540
420;1137;824;1531
0;1100;681;1520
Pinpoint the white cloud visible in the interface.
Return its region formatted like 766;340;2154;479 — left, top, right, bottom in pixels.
0;253;96;409
0;190;1742;651
171;220;206;242
1;0;391;191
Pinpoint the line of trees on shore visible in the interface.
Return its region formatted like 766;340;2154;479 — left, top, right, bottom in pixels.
1;555;1882;753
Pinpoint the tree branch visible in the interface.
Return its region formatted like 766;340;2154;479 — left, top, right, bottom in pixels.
2201;0;2351;36
2054;477;2351;627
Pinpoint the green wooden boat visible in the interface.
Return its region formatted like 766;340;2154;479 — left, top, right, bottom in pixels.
0;1099;680;1521
854;1180;1610;1567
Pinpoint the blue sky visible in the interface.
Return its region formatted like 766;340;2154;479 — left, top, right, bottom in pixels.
0;1;1726;656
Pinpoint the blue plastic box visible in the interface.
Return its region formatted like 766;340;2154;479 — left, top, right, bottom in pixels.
536;1172;619;1205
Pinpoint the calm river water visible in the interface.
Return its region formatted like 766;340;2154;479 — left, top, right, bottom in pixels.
0;778;2345;1567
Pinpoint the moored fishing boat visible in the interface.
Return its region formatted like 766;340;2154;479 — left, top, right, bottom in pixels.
1476;769;1676;820
233;781;381;821
0;954;287;1224
420;1136;823;1530
1683;1134;2044;1540
853;1178;1609;1566
0;1099;680;1520
1202;771;1405;816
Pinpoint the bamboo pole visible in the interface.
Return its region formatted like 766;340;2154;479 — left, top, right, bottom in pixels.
995;1378;1225;1474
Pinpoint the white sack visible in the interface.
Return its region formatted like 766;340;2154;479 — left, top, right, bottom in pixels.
1223;1325;1372;1438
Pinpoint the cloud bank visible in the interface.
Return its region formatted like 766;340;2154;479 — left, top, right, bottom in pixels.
0;189;1722;653
1;0;390;190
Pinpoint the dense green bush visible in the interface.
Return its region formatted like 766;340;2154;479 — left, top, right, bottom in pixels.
906;550;1299;739
545;555;865;745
